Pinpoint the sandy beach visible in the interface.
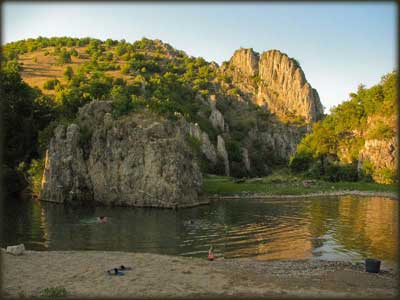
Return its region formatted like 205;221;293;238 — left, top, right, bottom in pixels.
2;250;397;298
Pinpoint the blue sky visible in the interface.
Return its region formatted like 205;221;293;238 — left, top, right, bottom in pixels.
2;2;397;112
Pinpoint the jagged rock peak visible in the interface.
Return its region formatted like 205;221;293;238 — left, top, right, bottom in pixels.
229;48;259;77
226;47;324;124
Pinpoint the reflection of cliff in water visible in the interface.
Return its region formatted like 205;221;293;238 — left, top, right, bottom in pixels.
2;198;47;250
335;196;397;261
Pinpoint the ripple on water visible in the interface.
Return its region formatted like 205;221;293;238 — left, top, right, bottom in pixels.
2;195;397;263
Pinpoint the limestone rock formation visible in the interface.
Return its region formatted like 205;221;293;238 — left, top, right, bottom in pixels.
241;148;251;172
226;48;324;124
217;135;230;176
208;95;225;132
40;101;205;208
230;48;259;77
184;121;217;165
358;137;397;184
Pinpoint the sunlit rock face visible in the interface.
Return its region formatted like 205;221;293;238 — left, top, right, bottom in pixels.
40;101;205;208
227;48;324;124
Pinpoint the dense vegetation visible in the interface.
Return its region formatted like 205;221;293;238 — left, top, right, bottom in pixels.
2;36;278;195
2;36;397;197
289;72;397;184
1;65;55;195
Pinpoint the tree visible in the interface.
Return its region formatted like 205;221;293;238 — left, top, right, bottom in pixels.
57;49;72;65
2;68;55;195
64;66;74;81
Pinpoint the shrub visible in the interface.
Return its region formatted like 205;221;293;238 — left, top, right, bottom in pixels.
27;158;45;196
210;155;226;176
289;152;313;172
56;49;71;65
230;161;249;178
70;48;78;57
374;168;397;184
64;66;74;81
43;79;60;90
40;286;67;299
324;162;358;182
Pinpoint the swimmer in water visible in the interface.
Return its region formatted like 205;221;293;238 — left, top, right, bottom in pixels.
208;245;215;261
97;216;108;223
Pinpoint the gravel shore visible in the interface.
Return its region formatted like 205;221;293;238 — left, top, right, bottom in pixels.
2;250;397;298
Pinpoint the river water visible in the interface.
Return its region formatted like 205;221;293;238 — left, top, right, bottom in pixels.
2;195;397;263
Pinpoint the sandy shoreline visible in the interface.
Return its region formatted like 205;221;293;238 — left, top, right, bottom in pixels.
208;190;398;201
2;250;397;298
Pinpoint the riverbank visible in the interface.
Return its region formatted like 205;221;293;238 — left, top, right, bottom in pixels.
203;174;398;199
2;250;397;298
208;190;398;200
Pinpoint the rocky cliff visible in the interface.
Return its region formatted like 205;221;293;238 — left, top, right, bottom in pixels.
40;101;205;208
225;48;324;124
357;115;398;184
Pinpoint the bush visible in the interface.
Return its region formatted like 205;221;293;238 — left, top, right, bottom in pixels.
324;162;358;182
64;66;74;81
289;152;313;172
70;48;78;57
40;286;67;299
374;168;397;184
56;49;71;65
43;79;60;90
230;161;249;178
27;158;45;196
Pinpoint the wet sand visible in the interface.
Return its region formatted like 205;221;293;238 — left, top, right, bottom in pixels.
2;250;397;298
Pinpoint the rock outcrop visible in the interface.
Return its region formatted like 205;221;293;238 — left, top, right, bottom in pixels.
208;95;226;132
184;121;217;165
40;101;205;208
358;137;397;184
217;135;230;176
227;48;324;124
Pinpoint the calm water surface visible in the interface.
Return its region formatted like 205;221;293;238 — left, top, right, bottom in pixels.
2;195;397;263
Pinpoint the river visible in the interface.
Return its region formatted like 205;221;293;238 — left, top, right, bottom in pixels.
2;195;397;264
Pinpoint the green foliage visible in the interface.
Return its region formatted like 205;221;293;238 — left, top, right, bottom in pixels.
64;66;74;81
27;159;45;195
289;152;313;172
40;286;67;299
2;67;55;195
324;162;359;182
292;71;397;184
374;168;397;185
366;120;395;140
230;161;249;178
56;49;72;65
70;48;78;57
43;78;60;90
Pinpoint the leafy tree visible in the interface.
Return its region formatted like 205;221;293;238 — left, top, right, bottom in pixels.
56;49;71;65
64;66;74;81
43;79;60;90
2;68;55;194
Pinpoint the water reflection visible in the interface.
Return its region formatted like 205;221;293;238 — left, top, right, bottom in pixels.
2;196;397;263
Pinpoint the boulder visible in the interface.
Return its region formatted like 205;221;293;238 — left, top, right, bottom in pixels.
6;244;25;255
